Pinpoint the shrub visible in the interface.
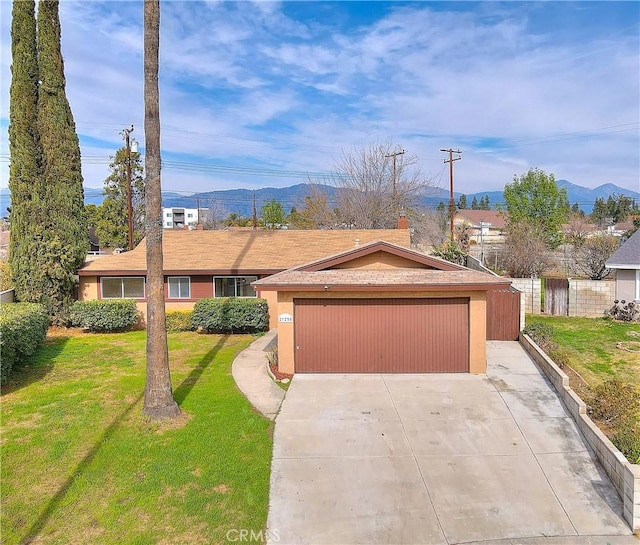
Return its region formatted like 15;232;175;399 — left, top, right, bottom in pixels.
612;416;640;464
166;310;195;331
547;347;572;368
0;303;48;382
522;322;556;352
588;379;640;424
0;260;12;292
70;299;139;332
192;298;269;333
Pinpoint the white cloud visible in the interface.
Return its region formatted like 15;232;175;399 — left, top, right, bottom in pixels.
1;1;638;197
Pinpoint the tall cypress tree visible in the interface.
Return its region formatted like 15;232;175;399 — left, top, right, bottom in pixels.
8;0;43;306
35;0;88;323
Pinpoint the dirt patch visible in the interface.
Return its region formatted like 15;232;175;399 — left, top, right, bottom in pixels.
152;410;193;433
212;483;231;494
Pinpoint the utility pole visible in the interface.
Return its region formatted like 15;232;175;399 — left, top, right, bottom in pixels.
252;192;258;230
440;148;462;241
384;149;405;200
121;125;135;250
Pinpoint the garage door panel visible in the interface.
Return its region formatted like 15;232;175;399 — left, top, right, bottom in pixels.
294;298;469;373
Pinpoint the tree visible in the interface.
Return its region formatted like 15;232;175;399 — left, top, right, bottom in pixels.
471;196;479;210
479;195;491;210
500;222;552;277
142;0;180;421
431;239;466;266
8;0;42;310
590;197;609;226
260;199;284;229
458;194;467;209
572;234;619;280
9;0;88;325
95;146;145;248
503;168;569;248
321;142;434;229
570;202;585;217
290;184;338;229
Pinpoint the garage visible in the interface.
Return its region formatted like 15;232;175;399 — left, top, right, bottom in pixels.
294;298;469;373
253;240;514;375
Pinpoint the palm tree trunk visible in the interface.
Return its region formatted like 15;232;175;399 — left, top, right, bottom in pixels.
142;0;180;420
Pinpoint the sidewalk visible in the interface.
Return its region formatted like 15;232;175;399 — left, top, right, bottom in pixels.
231;330;284;420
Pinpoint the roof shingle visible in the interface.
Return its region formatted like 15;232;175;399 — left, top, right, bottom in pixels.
79;229;411;274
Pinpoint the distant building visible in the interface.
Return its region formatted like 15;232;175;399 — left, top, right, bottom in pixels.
162;207;207;229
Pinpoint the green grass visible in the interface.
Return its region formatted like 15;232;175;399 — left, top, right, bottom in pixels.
525;315;640;387
1;330;272;545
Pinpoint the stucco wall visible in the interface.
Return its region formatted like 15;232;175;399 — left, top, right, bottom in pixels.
615;269;637;302
79;276;99;301
332;251;427;270
276;290;487;375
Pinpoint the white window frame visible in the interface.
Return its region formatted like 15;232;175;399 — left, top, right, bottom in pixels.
168;276;191;299
213;276;258;298
100;277;145;299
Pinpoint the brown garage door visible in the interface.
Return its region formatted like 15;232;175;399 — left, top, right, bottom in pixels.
294;298;469;373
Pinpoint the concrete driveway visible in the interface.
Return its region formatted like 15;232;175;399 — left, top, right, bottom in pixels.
267;341;635;545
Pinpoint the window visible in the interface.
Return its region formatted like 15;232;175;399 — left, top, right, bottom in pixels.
166;221;173;227
166;212;172;218
168;276;190;299
101;277;145;299
187;213;193;218
214;276;257;297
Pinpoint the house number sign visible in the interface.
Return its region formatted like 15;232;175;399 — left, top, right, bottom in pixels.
278;313;293;323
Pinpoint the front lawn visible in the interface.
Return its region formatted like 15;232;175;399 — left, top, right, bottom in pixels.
1;330;272;545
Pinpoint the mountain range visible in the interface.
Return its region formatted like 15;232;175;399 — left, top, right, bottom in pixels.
0;180;638;219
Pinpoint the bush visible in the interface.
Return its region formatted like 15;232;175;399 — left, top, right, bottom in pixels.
166;310;195;331
0;260;12;292
192;298;269;333
70;299;139;332
588;379;640;424
612;416;640;464
522;322;556;351
0;303;49;382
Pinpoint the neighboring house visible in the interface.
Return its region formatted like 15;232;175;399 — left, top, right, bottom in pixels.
454;210;506;244
606;229;640;302
77;228;411;328
253;240;512;375
162;207;206;229
0;228;9;260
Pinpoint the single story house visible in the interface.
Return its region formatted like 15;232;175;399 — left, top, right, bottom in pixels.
77;228;411;328
606;229;640;302
454;210;506;245
253;240;512;375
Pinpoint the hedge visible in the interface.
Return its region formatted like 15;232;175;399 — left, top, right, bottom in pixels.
166;310;195;331
192;298;269;333
70;299;139;332
0;303;49;383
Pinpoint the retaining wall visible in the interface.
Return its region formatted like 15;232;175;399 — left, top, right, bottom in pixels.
0;289;14;303
520;333;639;530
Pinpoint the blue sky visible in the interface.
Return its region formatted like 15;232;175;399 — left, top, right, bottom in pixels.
1;0;639;198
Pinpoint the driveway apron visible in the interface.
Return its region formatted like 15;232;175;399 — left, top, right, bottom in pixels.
267;341;634;545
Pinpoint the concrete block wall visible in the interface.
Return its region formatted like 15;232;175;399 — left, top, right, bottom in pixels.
510;278;542;315
520;334;640;531
568;279;615;318
0;289;14;303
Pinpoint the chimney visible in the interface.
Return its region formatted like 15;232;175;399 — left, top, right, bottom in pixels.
397;211;409;230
